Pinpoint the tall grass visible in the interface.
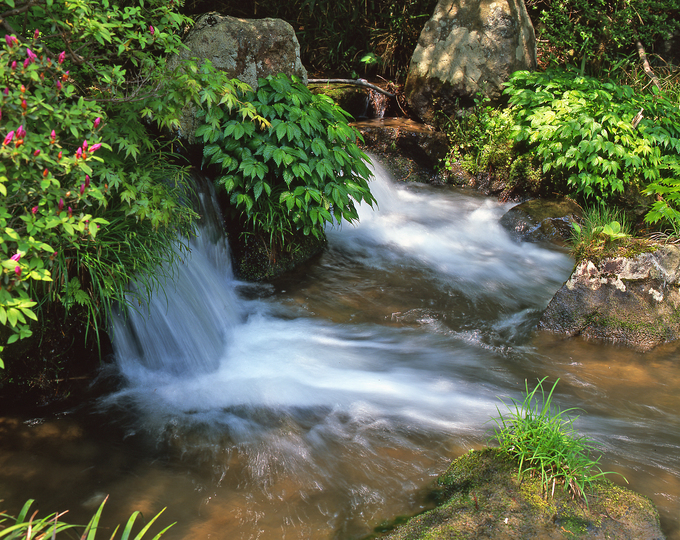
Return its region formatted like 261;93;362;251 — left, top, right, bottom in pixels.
491;378;625;506
0;498;172;539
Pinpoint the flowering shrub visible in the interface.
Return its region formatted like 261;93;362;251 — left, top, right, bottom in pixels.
0;34;109;364
0;0;260;367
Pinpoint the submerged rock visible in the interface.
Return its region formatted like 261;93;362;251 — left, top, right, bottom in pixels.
539;245;680;351
379;448;664;539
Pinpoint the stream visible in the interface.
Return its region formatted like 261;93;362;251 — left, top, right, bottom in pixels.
0;158;679;539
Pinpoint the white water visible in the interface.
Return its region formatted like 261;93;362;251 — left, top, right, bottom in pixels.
107;162;572;434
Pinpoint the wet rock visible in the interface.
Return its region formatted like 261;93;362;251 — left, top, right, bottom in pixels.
539;245;680;351
405;0;536;125
171;12;307;142
381;448;665;540
353;118;449;182
309;84;368;119
500;199;582;245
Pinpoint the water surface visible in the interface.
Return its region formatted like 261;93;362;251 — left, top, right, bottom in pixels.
0;161;678;539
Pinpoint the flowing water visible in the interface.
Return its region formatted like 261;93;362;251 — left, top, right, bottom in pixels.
1;160;679;539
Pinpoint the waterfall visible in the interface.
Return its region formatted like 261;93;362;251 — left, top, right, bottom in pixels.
110;178;241;378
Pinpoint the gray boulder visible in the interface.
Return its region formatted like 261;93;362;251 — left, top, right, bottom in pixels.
539;245;680;351
404;0;536;125
172;12;307;141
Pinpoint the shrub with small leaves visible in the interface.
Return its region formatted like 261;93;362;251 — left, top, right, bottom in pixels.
0;34;108;365
197;73;375;255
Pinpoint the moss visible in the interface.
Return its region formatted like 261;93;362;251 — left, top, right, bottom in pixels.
572;236;659;266
583;311;666;339
373;449;664;540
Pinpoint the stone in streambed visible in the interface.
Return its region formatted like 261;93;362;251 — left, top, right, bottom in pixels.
378;448;664;540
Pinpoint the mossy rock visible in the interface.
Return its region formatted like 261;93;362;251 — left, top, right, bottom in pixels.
228;229;326;281
309;83;368;120
375;448;664;540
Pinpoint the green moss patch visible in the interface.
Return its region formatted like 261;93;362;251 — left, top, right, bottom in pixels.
374;449;663;540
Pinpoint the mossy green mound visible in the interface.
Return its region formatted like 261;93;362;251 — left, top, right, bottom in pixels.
376;448;664;540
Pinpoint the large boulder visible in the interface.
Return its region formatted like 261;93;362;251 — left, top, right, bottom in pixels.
539;245;680;351
404;0;536;125
172;12;307;142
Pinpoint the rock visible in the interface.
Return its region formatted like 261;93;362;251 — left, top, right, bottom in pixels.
404;0;536;125
539;245;680;351
500;198;582;244
381;448;665;540
353;118;449;176
171;12;307;142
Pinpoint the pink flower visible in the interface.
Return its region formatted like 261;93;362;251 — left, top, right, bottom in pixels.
5;35;15;48
10;61;16;70
34;29;40;39
32;206;38;214
85;175;90;187
94;117;101;128
90;143;101;152
3;131;15;145
56;80;62;90
23;58;30;69
3;87;8;96
82;140;88;150
14;266;21;278
58;198;64;212
50;130;56;140
67;207;72;218
150;25;155;36
58;51;66;64
10;253;21;262
57;151;62;159
33;149;41;157
16;125;25;138
80;183;85;195
26;49;37;63
75;147;82;159
21;99;26;110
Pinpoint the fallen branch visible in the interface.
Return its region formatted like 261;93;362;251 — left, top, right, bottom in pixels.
636;40;663;92
308;78;395;98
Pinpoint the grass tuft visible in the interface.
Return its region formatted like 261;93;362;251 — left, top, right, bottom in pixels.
491;377;626;506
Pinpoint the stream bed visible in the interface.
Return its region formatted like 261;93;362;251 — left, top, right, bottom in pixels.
1;160;679;539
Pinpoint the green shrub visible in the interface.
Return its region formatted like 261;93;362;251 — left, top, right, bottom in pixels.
442;96;544;196
492;378;624;505
506;69;680;232
526;0;680;73
197;73;375;256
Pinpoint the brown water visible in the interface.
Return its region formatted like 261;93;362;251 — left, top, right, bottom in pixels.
0;164;678;539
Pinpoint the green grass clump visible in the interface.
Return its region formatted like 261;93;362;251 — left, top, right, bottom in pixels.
0;497;173;540
491;378;624;506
